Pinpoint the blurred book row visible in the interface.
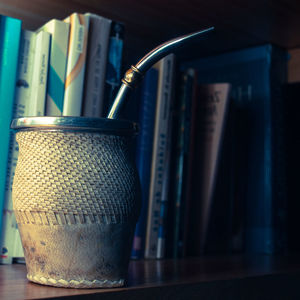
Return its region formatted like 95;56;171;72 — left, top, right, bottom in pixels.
130;44;299;260
0;12;299;264
0;12;124;264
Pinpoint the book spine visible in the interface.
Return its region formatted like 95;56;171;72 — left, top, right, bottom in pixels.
38;19;70;116
171;69;195;258
103;22;124;116
8;31;50;264
283;83;292;251
283;83;300;252
182;71;199;257
182;44;288;255
156;129;172;259
244;47;288;254
245;47;288;254
195;83;231;255
82;14;112;117
63;13;90;116
12;227;24;260
144;54;175;259
28;31;50;116
0;15;22;259
131;68;159;259
270;49;288;253
0;29;35;264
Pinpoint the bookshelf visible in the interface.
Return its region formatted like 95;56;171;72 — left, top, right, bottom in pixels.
1;0;300;298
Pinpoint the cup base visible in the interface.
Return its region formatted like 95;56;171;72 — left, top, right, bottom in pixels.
27;274;125;288
17;221;134;289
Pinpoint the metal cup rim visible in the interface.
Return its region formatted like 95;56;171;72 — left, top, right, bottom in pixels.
11;116;138;135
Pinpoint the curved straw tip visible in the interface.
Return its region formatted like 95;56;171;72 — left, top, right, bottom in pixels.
174;26;215;45
193;26;215;36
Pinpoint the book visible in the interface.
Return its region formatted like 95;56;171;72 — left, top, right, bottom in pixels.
28;31;50;116
209;96;238;254
103;22;124;116
0;29;36;264
12;229;24;263
282;83;300;253
82;13;112;117
3;30;50;264
185;82;231;256
168;69;196;258
144;54;175;259
182;44;288;254
37;19;70;116
131;68;159;259
156;127;172;259
0;15;22;254
63;13;90;116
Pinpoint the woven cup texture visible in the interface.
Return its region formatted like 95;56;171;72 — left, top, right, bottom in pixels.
13;130;140;225
12;129;140;288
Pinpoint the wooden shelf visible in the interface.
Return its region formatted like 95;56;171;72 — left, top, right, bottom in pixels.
1;255;300;299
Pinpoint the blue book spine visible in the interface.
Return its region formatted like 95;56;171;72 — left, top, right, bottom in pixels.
103;22;124;117
131;68;159;259
156;144;170;259
0;15;22;242
172;70;195;258
182;44;288;254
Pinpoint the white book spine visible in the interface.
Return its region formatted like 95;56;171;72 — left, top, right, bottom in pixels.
28;31;50;116
82;13;111;117
63;13;90;116
144;54;175;259
12;228;24;259
37;19;70;116
0;30;36;264
156;119;173;259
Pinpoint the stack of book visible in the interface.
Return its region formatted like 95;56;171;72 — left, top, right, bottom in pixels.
131;43;289;260
131;62;232;260
182;45;288;256
0;12;125;264
0;12;291;263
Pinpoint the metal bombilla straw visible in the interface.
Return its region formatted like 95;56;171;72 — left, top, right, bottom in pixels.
107;27;214;119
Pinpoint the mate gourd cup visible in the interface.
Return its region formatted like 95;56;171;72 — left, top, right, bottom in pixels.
10;28;214;288
11;117;140;288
